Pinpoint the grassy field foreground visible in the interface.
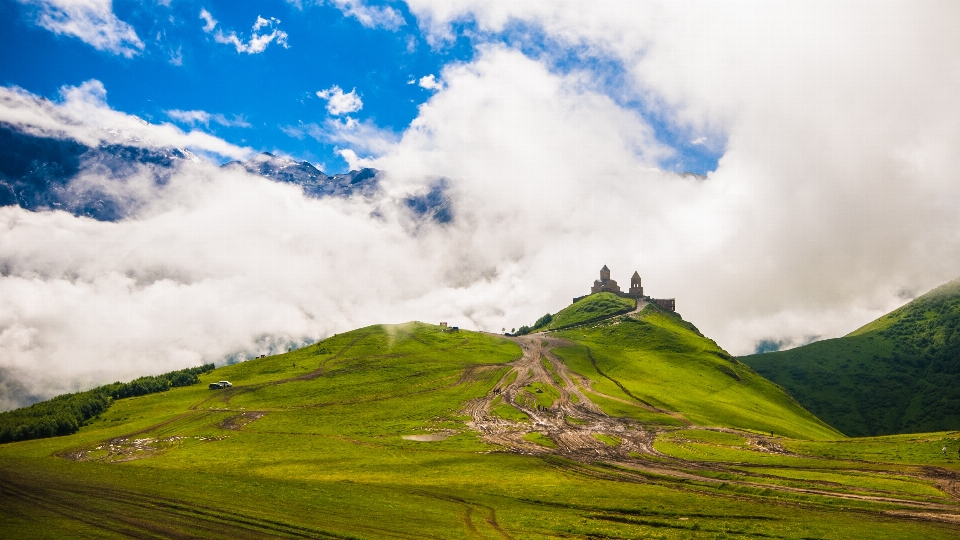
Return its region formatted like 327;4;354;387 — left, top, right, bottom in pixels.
1;321;959;538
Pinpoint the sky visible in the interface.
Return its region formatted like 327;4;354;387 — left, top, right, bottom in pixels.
2;1;960;409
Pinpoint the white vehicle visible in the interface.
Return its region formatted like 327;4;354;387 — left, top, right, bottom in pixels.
218;380;233;387
208;380;233;389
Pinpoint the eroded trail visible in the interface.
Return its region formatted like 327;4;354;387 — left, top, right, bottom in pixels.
465;334;960;520
466;334;664;461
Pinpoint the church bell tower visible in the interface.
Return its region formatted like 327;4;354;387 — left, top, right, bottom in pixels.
629;271;643;297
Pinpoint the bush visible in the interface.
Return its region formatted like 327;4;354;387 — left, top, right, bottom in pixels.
533;313;553;329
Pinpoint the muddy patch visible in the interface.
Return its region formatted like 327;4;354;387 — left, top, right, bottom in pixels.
62;435;227;462
403;433;451;442
219;411;266;431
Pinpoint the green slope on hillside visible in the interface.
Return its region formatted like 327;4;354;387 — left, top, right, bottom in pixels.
542;292;635;330
552;305;841;439
3;320;960;537
742;278;960;437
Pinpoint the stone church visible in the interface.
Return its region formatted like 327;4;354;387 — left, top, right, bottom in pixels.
578;265;675;312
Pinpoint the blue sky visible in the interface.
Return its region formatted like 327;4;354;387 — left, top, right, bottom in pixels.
0;0;721;173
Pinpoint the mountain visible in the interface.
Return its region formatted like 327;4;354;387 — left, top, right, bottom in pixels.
0;124;452;223
222;152;381;198
4;308;960;536
741;278;960;436
0;122;197;221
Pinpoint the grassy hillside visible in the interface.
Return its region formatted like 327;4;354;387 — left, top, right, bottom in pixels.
542;292;635;330
552;304;841;439
742;278;960;436
2;320;959;537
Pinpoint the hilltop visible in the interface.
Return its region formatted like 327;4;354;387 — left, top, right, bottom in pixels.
3;306;960;537
742;278;960;436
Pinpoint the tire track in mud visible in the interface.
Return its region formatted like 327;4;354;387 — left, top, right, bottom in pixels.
0;467;366;539
465;334;960;523
407;489;515;540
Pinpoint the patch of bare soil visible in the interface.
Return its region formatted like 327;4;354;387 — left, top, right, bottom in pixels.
465;334;667;462
220;411;266;430
62;435;227;462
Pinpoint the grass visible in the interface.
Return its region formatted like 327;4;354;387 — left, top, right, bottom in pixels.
490;397;530;422
582;389;685;426
541;355;565;386
523;432;558;448
544;292;635;330
517;381;560;409
593;433;621;446
2;320;959;538
742;277;960;437
553;305;841;439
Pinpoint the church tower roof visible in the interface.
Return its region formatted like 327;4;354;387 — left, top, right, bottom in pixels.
632;271;640;278
601;265;609;271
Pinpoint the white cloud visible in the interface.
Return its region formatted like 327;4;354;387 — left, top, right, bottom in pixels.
283;115;398;157
690;137;707;146
199;8;217;32
0;80;252;161
200;9;289;54
417;74;444;91
168;45;183;66
330;0;405;30
397;1;960;353
166;109;251;128
316;85;363;115
19;0;144;57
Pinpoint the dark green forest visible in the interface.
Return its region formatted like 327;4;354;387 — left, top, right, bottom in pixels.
0;364;214;444
743;279;960;436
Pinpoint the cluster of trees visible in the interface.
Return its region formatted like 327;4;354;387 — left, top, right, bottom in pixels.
0;364;215;444
514;313;553;336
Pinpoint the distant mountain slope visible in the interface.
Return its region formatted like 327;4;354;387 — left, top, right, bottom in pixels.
552;304;841;439
0;124;452;223
741;278;960;436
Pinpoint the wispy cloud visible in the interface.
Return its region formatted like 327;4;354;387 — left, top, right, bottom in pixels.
168;45;183;66
330;0;405;30
166;109;251;128
199;9;289;54
18;0;144;57
316;85;363;115
283;116;397;157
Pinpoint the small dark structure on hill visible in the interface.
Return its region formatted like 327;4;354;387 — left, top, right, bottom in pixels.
574;266;675;312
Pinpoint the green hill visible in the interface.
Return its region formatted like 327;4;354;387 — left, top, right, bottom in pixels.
551;304;841;440
741;278;960;437
2;318;959;537
518;292;635;334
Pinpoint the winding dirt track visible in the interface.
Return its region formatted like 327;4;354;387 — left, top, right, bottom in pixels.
465;334;664;461
465;333;960;522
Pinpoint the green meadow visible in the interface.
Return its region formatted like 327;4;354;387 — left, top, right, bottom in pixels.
2;318;959;538
552;305;840;439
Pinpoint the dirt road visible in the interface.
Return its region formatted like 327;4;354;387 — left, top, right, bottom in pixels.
464;333;960;519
